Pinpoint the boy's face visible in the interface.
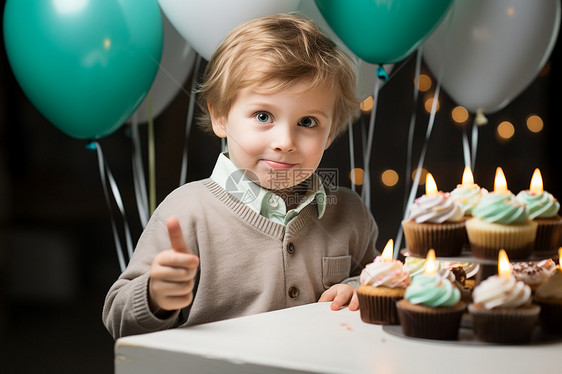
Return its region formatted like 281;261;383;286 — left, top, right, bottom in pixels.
211;80;335;191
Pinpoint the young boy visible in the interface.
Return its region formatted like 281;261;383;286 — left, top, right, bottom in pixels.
103;13;378;339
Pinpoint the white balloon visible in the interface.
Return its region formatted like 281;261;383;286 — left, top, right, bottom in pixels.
158;0;301;61
130;12;196;123
423;0;560;114
297;0;392;100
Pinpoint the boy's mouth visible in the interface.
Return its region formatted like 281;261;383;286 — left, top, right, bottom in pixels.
263;160;297;169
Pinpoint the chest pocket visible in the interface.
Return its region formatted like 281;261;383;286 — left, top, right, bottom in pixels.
322;255;352;289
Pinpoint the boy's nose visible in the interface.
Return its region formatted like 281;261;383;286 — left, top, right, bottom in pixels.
271;124;296;152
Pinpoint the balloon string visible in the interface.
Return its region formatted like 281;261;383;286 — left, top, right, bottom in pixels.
471;118;479;169
394;48;423;258
147;91;156;215
87;141;135;273
462;116;480;172
179;53;202;186
131;112;149;227
361;76;382;209
348;117;356;192
394;3;455;259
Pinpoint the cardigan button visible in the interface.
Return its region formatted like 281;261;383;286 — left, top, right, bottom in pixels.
288;286;299;299
287;243;295;254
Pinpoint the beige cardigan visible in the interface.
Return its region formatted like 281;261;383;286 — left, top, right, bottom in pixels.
103;179;378;339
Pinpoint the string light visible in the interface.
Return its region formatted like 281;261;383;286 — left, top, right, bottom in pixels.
411;168;428;185
381;169;399;187
451;106;469;124
496;121;514;140
415;74;432;92
424;97;439;113
350;168;364;185
526;114;543;133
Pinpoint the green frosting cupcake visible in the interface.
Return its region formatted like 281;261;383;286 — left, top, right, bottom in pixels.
404;272;460;307
472;193;528;224
516;190;560;219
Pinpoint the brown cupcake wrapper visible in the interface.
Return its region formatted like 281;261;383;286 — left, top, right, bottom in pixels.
465;219;537;260
533;218;562;255
470;244;532;260
468;304;540;344
534;300;562;334
401;220;466;257
357;292;402;325
396;300;465;340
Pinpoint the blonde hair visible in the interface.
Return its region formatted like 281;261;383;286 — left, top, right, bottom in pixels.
197;13;360;139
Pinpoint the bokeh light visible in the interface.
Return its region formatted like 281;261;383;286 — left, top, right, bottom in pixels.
451;106;469;124
381;169;399;187
497;121;515;140
416;74;432;92
350;168;364;185
526;114;543;133
424;97;439;113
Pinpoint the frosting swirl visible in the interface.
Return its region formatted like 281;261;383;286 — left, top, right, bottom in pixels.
450;184;488;216
407;192;464;223
360;257;411;288
472;275;531;309
471;192;528;224
535;269;562;299
404;271;460;307
516;190;560;219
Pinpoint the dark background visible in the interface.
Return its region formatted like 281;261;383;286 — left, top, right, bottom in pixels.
1;3;562;373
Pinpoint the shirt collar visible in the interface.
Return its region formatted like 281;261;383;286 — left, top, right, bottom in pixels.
210;153;326;224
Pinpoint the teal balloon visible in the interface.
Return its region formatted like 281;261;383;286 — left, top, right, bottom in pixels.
3;0;163;139
315;0;453;64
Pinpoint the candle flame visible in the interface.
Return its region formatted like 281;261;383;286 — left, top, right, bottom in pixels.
498;249;511;278
558;247;561;269
462;166;474;185
423;249;438;276
425;173;438;196
381;239;393;261
529;168;543;194
494;167;508;193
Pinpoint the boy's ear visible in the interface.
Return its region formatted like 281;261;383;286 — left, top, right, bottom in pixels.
208;103;227;138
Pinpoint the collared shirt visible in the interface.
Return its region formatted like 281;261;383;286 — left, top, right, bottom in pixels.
210;153;326;225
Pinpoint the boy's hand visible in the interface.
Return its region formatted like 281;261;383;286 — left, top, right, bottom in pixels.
318;284;359;311
148;217;200;314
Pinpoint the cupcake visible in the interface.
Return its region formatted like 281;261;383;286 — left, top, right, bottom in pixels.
402;173;466;257
468;250;540;343
450;166;488;217
404;257;476;302
357;240;411;325
533;253;562;333
465;167;537;260
511;260;556;292
516;168;562;256
396;250;466;340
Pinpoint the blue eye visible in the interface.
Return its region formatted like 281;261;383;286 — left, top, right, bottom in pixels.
298;116;318;128
255;112;271;123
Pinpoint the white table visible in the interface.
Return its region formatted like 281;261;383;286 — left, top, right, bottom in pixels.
115;302;561;373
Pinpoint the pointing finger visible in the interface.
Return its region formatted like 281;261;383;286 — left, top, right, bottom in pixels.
166;217;191;253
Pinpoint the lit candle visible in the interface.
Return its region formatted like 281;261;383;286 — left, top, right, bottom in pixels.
494;167;509;194
498;249;512;279
529;168;543;195
558;247;562;270
423;249;438;276
425;173;439;197
461;166;475;186
380;239;394;261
